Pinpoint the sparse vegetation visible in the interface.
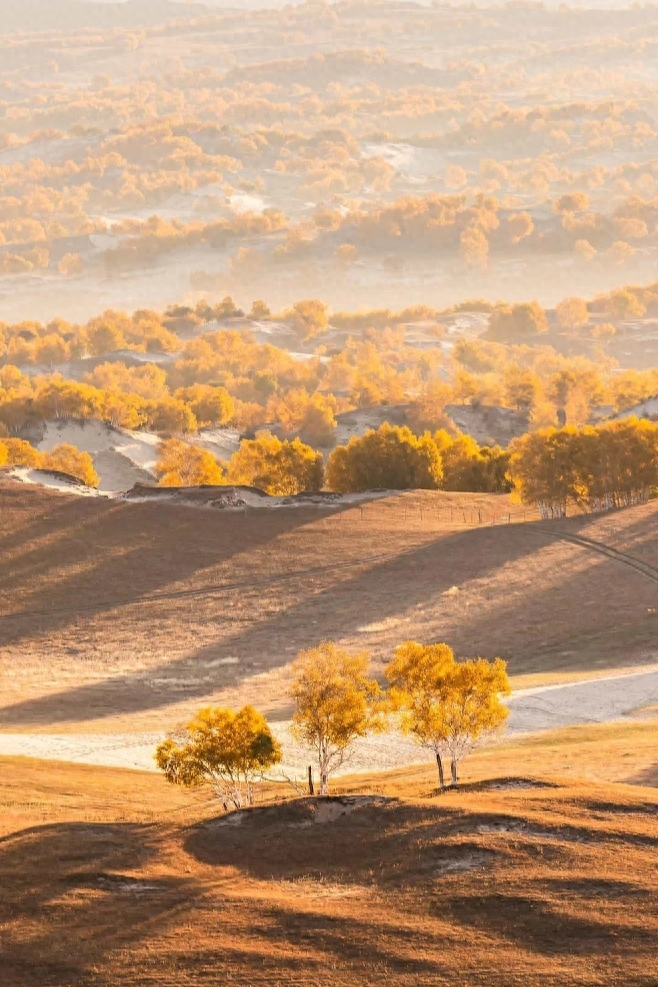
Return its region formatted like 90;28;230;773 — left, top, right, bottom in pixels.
5;3;658;981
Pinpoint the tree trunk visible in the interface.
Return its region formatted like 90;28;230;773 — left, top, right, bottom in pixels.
451;757;458;787
320;772;328;796
308;765;314;796
435;751;445;790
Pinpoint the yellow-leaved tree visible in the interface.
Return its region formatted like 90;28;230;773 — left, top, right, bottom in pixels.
509;418;658;517
325;423;443;493
386;641;510;788
227;431;323;495
174;384;235;428
286;299;329;340
0;438;42;468
289;642;384;795
155;438;225;487
155;706;282;812
43;443;99;487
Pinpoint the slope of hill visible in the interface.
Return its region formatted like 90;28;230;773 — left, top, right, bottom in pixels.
443;404;529;448
21;419;241;494
2;481;658;741
2;723;658;987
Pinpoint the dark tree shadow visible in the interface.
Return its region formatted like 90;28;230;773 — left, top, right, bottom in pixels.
0;522;553;725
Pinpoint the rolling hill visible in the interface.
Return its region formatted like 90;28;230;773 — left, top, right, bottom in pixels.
2;479;658;738
1;0;208;34
2;721;658;987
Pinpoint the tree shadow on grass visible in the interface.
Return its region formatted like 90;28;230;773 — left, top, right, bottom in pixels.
184;798;515;887
0;487;322;650
0;522;554;725
0;820;197;987
440;891;652;957
183;796;658;967
5;505;658;728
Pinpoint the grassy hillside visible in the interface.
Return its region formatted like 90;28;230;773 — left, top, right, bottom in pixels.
2;480;658;734
2;721;658;986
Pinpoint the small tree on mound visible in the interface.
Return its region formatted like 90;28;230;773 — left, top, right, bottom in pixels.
386;642;510;788
289;642;384;795
155;438;225;487
155;705;282;811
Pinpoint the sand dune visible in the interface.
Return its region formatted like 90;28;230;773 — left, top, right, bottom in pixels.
31;419;241;494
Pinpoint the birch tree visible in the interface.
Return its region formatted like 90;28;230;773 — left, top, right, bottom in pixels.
386;642;510;788
289;642;383;795
155;705;282;811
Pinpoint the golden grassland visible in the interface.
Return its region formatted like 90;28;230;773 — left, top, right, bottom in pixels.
2;719;658;986
2;481;658;736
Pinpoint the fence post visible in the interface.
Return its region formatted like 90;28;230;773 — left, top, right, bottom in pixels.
308;765;314;796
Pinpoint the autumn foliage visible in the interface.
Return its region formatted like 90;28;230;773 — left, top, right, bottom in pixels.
386;642;510;788
155;706;282;811
157;638;511;805
509;418;658;517
155;439;224;487
227;432;323;496
326;424;443;493
0;437;98;487
289;642;384;795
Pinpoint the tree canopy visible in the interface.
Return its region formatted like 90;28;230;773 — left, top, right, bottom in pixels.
155;705;282;811
386;641;510;787
155;438;225;487
289;642;384;795
326;423;443;493
509;418;658;517
227;431;323;495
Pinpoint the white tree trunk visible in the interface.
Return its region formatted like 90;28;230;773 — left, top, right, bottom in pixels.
319;744;330;795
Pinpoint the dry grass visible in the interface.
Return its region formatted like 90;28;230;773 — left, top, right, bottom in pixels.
2;481;658;736
2;719;658;986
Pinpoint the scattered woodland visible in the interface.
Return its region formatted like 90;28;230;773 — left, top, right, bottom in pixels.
5;1;658;319
3;282;658;511
157;641;510;806
4;5;658;986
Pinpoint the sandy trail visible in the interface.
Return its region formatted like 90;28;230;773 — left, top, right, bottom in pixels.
0;669;657;774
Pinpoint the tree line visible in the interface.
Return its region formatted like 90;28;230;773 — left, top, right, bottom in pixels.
160;417;658;515
509;417;658;518
155;641;510;811
5;417;658;515
155;424;511;497
6;280;658;458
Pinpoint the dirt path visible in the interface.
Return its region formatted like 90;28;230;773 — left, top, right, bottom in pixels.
532;524;658;587
1;668;657;775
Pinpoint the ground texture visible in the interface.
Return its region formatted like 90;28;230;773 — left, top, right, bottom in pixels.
2;481;658;739
2;722;658;987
